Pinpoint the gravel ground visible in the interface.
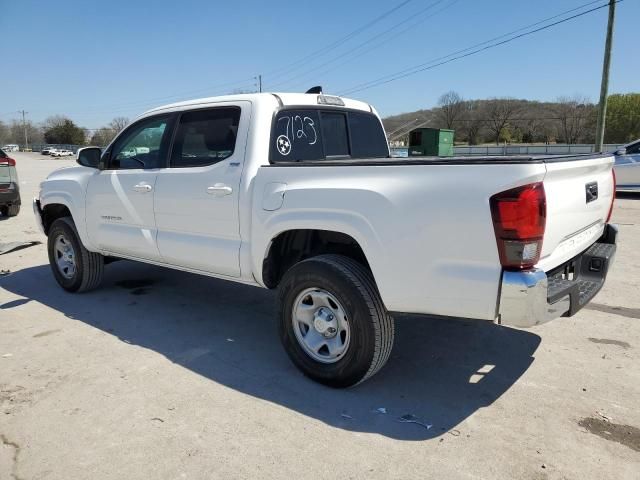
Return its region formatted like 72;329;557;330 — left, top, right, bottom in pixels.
1;152;639;479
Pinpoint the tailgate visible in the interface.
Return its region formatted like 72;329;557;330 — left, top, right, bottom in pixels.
538;155;615;271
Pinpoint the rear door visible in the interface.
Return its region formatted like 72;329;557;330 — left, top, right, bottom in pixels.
85;114;174;260
153;102;249;276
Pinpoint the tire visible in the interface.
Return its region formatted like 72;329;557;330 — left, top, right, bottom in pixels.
277;254;394;388
7;204;20;217
47;217;104;292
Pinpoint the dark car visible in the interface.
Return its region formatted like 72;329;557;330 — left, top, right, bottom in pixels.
0;148;21;217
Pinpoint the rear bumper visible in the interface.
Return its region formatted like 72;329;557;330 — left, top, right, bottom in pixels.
0;187;20;206
497;224;617;328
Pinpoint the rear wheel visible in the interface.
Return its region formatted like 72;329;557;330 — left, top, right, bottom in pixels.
277;254;394;388
47;217;104;292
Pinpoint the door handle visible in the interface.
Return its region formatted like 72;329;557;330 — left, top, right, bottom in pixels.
207;184;233;196
133;183;153;193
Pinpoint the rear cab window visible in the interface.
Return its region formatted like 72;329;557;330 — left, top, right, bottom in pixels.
270;108;388;163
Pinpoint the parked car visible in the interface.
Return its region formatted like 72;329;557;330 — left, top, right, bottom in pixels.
2;144;19;152
41;147;57;155
613;139;640;191
34;91;617;387
0;148;21;216
51;149;74;157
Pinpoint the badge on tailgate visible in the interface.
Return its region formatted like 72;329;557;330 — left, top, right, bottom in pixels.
585;182;598;203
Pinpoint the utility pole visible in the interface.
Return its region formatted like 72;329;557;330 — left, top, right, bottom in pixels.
18;110;29;151
256;74;262;93
594;0;616;152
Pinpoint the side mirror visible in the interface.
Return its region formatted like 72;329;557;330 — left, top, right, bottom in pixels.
77;147;102;169
614;148;626;156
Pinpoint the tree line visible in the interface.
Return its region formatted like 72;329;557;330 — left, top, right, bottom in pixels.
0;116;129;147
383;92;640;146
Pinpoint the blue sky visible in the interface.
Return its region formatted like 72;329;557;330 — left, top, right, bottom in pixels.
0;0;637;129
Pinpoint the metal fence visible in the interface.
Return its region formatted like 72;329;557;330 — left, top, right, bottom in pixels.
390;144;624;157
451;144;623;156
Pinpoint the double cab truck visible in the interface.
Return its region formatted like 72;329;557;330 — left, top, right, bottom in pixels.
34;91;617;387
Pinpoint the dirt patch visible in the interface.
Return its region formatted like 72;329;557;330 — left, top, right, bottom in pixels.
578;417;640;452
0;433;23;480
33;329;61;338
588;337;631;349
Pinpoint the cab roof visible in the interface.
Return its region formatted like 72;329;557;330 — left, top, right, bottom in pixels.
142;92;373;117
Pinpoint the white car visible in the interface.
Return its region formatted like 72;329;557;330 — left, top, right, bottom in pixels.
51;149;74;157
34;91;617;387
613;139;640;191
2;144;19;152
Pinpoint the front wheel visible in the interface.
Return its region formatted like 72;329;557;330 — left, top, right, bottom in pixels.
277;254;394;388
47;217;104;292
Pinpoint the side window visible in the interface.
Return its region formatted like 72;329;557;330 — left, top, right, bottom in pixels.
615;156;632;165
170;107;241;168
349;112;388;158
321;112;349;157
271;110;323;162
109;115;171;170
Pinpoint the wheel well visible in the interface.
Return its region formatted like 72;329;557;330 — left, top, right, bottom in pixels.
42;204;72;234
262;229;369;288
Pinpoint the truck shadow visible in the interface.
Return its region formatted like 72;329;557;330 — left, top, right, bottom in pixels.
1;260;541;441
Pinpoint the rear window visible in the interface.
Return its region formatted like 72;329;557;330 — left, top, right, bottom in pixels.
171;107;241;167
270;108;388;163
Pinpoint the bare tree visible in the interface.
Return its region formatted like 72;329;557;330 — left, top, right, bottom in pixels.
485;98;519;145
109;117;129;135
553;96;593;144
459;100;484;145
436;91;464;129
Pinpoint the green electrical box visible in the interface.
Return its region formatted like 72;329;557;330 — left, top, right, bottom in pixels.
408;128;455;156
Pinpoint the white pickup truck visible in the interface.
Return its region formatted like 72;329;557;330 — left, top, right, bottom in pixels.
34;91;618;387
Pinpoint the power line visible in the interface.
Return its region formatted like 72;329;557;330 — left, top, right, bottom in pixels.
266;0;457;91
263;0;415;83
339;1;619;96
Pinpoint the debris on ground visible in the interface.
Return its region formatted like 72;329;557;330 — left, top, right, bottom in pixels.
375;407;387;414
448;429;461;437
0;241;40;255
397;414;432;430
0;269;11;276
2;353;13;358
151;417;165;423
596;411;612;422
226;338;235;342
340;413;353;420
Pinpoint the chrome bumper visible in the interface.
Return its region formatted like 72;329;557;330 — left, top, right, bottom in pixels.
497;224;618;328
32;198;45;234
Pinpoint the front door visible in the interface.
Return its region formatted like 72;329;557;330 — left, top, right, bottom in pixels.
86;114;174;260
154;103;249;277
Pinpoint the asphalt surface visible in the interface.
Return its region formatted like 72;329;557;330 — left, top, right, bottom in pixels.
1;152;639;479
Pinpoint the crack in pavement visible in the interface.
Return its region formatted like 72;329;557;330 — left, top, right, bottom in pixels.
0;434;24;480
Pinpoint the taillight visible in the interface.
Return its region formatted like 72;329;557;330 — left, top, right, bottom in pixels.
0;157;16;166
606;169;616;223
490;182;546;270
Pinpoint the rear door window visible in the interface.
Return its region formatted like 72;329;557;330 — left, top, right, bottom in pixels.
170;107;241;167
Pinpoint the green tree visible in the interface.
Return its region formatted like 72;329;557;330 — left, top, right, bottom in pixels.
43;117;86;145
604;93;640;143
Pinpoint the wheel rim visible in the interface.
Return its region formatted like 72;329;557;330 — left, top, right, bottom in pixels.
54;234;76;279
292;288;351;364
